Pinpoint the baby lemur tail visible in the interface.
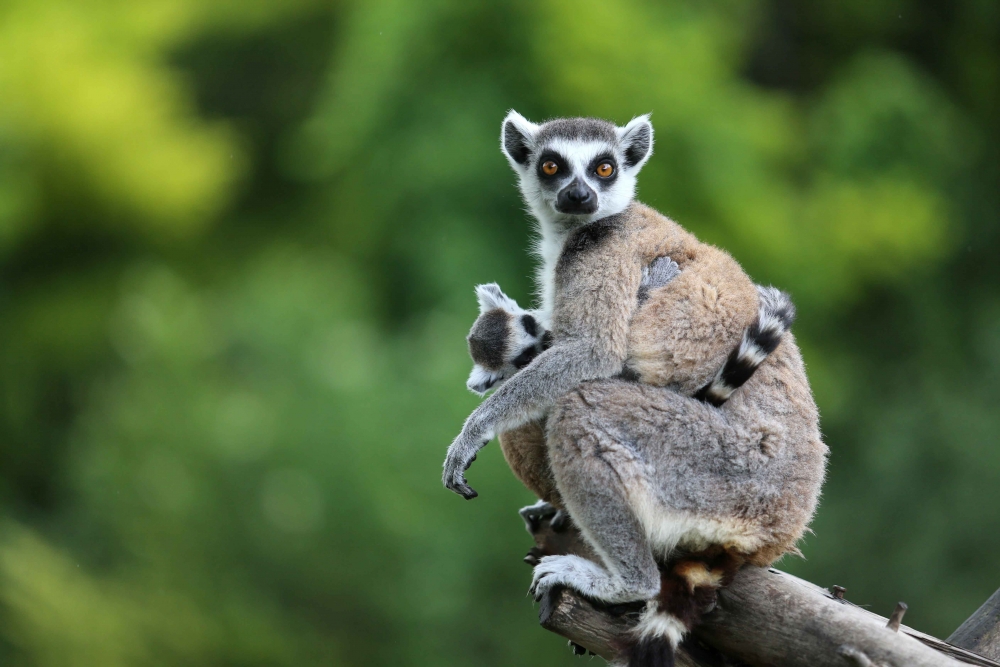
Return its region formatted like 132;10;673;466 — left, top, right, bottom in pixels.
695;285;796;407
626;548;745;667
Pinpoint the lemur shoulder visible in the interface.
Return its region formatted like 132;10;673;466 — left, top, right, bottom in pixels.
443;112;826;667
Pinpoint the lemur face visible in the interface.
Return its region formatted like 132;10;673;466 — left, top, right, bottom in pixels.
500;112;654;228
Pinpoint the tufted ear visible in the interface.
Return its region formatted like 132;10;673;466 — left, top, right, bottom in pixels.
618;114;654;170
500;110;539;170
475;283;519;314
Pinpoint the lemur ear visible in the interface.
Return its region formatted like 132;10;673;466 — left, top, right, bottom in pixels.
618;114;654;170
475;283;518;314
501;110;539;169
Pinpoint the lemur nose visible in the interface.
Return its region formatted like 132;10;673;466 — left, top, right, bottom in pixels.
566;184;592;203
556;179;599;214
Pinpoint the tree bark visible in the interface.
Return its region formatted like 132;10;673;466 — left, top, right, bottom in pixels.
526;515;1000;667
949;588;1000;661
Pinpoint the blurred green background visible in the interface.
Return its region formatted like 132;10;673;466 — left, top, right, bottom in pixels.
0;0;998;664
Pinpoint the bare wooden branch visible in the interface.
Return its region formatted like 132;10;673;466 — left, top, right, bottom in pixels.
527;516;1000;666
949;588;1000;661
887;602;908;632
538;586;717;666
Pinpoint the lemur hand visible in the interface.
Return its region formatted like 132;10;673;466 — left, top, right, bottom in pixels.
442;422;491;499
466;283;548;395
637;256;681;304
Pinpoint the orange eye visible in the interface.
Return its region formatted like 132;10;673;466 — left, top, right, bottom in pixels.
541;161;558;176
596;162;614;178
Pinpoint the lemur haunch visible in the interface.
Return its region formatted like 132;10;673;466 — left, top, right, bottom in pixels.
442;112;827;667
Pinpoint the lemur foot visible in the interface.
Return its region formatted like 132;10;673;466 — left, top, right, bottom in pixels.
519;500;570;534
530;555;647;604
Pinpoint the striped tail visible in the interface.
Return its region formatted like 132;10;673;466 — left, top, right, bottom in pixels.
695;286;796;407
626;548;745;667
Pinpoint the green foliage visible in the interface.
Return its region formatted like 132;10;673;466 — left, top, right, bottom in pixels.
0;0;998;664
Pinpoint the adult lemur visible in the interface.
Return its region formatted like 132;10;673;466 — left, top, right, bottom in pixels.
442;112;827;666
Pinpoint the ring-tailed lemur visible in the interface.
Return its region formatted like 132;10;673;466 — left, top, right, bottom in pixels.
442;112;826;667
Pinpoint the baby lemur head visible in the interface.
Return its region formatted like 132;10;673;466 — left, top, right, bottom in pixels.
500;111;654;230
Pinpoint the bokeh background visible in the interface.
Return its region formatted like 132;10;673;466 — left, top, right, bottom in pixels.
0;0;998;664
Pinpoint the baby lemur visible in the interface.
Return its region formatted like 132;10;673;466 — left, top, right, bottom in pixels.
442;112;827;666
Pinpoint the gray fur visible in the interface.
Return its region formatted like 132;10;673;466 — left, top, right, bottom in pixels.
467;309;509;370
468;258;681;394
444;329;623;499
756;285;797;329
535;117;619;145
539;343;825;602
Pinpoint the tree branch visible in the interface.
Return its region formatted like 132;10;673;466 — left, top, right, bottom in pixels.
949;588;1000;661
527;516;1000;667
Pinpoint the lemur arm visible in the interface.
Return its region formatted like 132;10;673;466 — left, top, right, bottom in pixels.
444;231;641;499
444;339;626;498
466;257;679;394
464;260;683;505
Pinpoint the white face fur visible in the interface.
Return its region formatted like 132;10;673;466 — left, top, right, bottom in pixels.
500;112;654;232
499;111;655;319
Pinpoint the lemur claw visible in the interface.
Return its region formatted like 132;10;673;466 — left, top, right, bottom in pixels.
524;547;543;566
530;554;635;604
446;475;478;500
530;556;573;601
442;434;489;499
